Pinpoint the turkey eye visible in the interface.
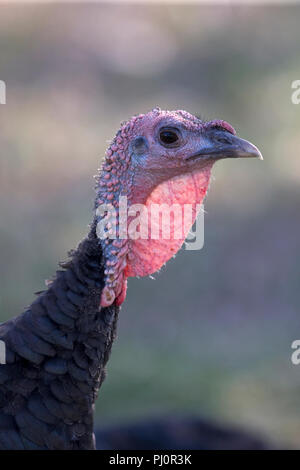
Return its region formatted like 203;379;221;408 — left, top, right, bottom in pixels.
159;128;180;146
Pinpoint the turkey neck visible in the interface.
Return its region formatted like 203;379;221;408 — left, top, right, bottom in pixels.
4;221;119;448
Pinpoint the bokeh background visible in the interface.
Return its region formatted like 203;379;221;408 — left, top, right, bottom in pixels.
0;3;300;448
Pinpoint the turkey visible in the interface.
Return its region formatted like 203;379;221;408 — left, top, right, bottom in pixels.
0;108;262;450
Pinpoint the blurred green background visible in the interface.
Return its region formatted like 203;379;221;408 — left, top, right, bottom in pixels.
0;3;300;448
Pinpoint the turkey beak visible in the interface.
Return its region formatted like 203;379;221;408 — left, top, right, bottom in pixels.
187;130;263;162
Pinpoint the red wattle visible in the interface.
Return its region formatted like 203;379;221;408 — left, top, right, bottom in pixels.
126;165;212;278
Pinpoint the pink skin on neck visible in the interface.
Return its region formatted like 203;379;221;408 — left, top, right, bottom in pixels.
96;109;234;307
125;165;212;278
